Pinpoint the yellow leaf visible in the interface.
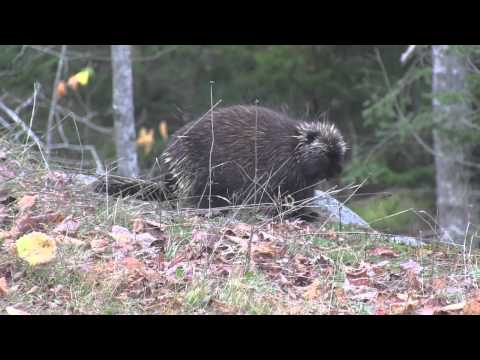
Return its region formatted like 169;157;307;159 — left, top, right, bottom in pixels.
136;127;154;154
16;232;57;266
67;67;94;90
74;67;94;86
159;121;169;141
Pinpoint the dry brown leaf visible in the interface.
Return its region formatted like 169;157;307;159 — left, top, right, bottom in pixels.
110;225;133;244
0;277;8;297
122;257;145;272
400;260;423;274
26;286;39;295
13;212;64;235
437;302;466;313
17;194;38;213
463;297;480;315
432;277;447;291
369;247;400;258
5;306;31;315
210;299;237;314
229;223;254;238
0;164;15;179
303;279;322;300
415;306;437;315
55;235;85;247
53;217;80;234
132;218;145;233
252;242;278;258
90;238;109;253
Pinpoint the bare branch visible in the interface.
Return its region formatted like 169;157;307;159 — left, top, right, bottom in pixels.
0;100;49;168
46;45;67;158
48;143;105;174
400;45;417;64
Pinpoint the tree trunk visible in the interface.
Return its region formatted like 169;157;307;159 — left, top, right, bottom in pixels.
111;45;139;177
432;45;478;245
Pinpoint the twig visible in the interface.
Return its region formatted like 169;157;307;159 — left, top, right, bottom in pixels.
46;45;67;159
0;100;49;168
48;143;105;174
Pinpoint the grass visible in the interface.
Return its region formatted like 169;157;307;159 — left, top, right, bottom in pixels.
1;136;480;315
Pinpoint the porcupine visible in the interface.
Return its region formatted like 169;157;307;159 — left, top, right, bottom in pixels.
95;105;347;218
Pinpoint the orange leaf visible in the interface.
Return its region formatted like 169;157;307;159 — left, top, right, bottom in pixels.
67;75;79;91
369;247;399;258
303;279;322;300
464;297;480;315
56;81;67;97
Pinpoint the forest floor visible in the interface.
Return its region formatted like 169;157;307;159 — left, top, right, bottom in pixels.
1;138;480;315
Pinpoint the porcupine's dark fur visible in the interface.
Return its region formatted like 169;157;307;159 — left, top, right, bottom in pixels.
95;105;347;218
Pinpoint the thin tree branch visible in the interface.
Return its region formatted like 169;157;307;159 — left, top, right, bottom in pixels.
46;45;67;158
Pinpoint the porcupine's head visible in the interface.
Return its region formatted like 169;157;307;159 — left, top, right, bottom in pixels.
294;121;347;183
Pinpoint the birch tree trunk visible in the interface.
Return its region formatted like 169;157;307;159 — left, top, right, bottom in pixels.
432;45;478;245
111;45;139;177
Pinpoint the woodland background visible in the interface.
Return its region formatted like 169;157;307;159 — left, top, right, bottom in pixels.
1;45;479;244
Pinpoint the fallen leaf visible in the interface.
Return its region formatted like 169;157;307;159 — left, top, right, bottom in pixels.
53;217;80;235
55;235;85;247
432;277;447;291
90;238;109;253
400;260;423;274
463;297;480;315
438;302;465;313
0;164;15;179
136;231;157;242
415;306;436;315
228;223;254;238
17;194;38;213
0;277;8;297
303;279;322;300
110;225;133;244
16;232;57;266
122;257;144;272
0;188;15;205
252;242;278;259
369;247;399;258
132;218;145;233
26;286;39;295
13;212;64;235
5;306;31;315
390;300;419;315
210;299;237;314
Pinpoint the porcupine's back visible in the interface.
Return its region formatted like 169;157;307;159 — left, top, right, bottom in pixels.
158;105;346;210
